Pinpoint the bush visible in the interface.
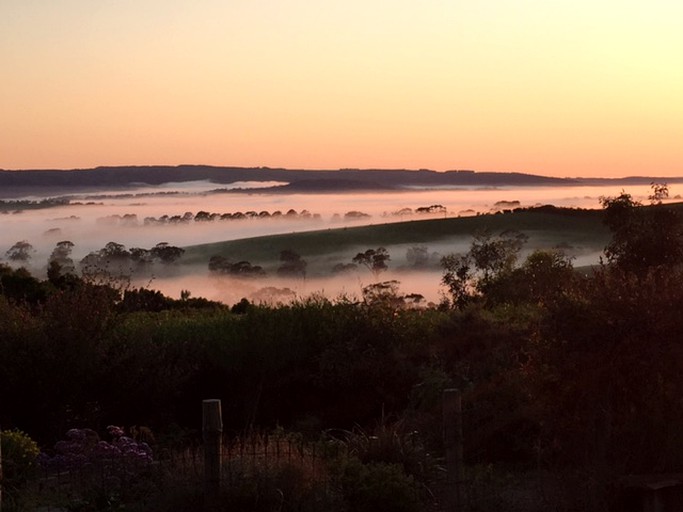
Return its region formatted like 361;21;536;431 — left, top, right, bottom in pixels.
37;426;154;511
335;457;423;512
1;429;40;484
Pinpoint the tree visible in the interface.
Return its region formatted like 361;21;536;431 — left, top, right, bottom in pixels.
6;240;34;262
525;266;683;478
79;242;133;282
361;280;403;308
151;242;184;264
353;247;390;279
332;262;357;274
416;204;446;215
47;241;77;285
648;181;669;204
406;246;430;268
0;263;48;303
208;255;265;278
101;242;131;261
469;230;527;283
344;211;371;220
601;184;683;273
277;250;307;278
129;247;153;265
441;230;528;308
480;249;575;306
440;253;474;308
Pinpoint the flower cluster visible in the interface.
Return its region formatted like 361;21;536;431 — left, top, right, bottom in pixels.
39;426;153;473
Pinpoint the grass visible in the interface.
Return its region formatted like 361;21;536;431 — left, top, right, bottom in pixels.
181;208;611;272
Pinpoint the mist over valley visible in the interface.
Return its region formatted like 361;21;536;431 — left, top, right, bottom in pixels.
2;172;679;305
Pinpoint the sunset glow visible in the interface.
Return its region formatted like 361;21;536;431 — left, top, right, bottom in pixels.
2;0;682;177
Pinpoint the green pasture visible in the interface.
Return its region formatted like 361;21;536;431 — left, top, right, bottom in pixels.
182;207;611;274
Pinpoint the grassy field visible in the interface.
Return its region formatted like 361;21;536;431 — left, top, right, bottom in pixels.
182;207;611;274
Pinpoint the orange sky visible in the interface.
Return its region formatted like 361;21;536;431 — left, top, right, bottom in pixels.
2;1;682;177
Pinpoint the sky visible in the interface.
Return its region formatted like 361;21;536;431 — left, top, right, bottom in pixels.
2;1;682;178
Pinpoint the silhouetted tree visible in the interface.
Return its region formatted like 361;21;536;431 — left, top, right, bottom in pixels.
277;250;307;278
6;240;34;262
441;230;528;307
48;241;75;276
406;246;430;268
332;262;357;274
440;253;474;308
0;263;48;303
129;247;153;265
469;230;527;283
362;280;403;308
208;255;265;277
151;242;184;264
601;184;683;273
416;204;446;215
353;247;390;279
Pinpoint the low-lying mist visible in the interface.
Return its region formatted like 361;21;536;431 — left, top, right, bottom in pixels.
1;181;663;304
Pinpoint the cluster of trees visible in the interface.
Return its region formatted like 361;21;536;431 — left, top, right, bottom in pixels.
142;209;321;226
208;256;266;277
0;197;70;212
3;239;185;282
385;204;447;218
94;206;468;227
208;250;310;279
208;247;394;282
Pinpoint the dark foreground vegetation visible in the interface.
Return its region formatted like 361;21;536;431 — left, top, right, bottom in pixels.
2;187;683;511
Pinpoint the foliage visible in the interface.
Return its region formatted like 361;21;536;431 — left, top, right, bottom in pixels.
469;230;527;283
48;240;76;277
0;263;50;304
208;255;266;277
277;249;308;278
39;426;153;472
415;204;446;215
406;245;440;269
37;427;154;511
352;247;391;279
0;429;40;511
4;196;683;511
440;230;528;308
150;242;185;264
1;429;40;484
5;240;34;262
525;266;683;475
440;253;474;308
480;249;576;306
333;458;423;512
600;184;683;272
326;418;438;486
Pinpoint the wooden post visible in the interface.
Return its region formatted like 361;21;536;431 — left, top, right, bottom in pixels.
443;389;464;512
1;425;3;512
203;399;223;505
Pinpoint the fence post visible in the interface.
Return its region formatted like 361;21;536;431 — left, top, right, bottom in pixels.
443;389;464;512
1;424;3;512
203;399;223;506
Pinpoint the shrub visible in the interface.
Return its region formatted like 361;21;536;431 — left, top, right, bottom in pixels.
38;426;154;510
0;429;40;484
334;457;423;512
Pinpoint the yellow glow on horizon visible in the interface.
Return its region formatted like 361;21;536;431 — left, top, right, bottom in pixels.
1;0;682;177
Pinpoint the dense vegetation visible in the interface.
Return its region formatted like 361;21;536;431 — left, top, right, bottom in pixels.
2;190;683;510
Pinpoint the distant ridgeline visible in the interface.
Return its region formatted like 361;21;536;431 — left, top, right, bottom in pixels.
1;165;682;197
